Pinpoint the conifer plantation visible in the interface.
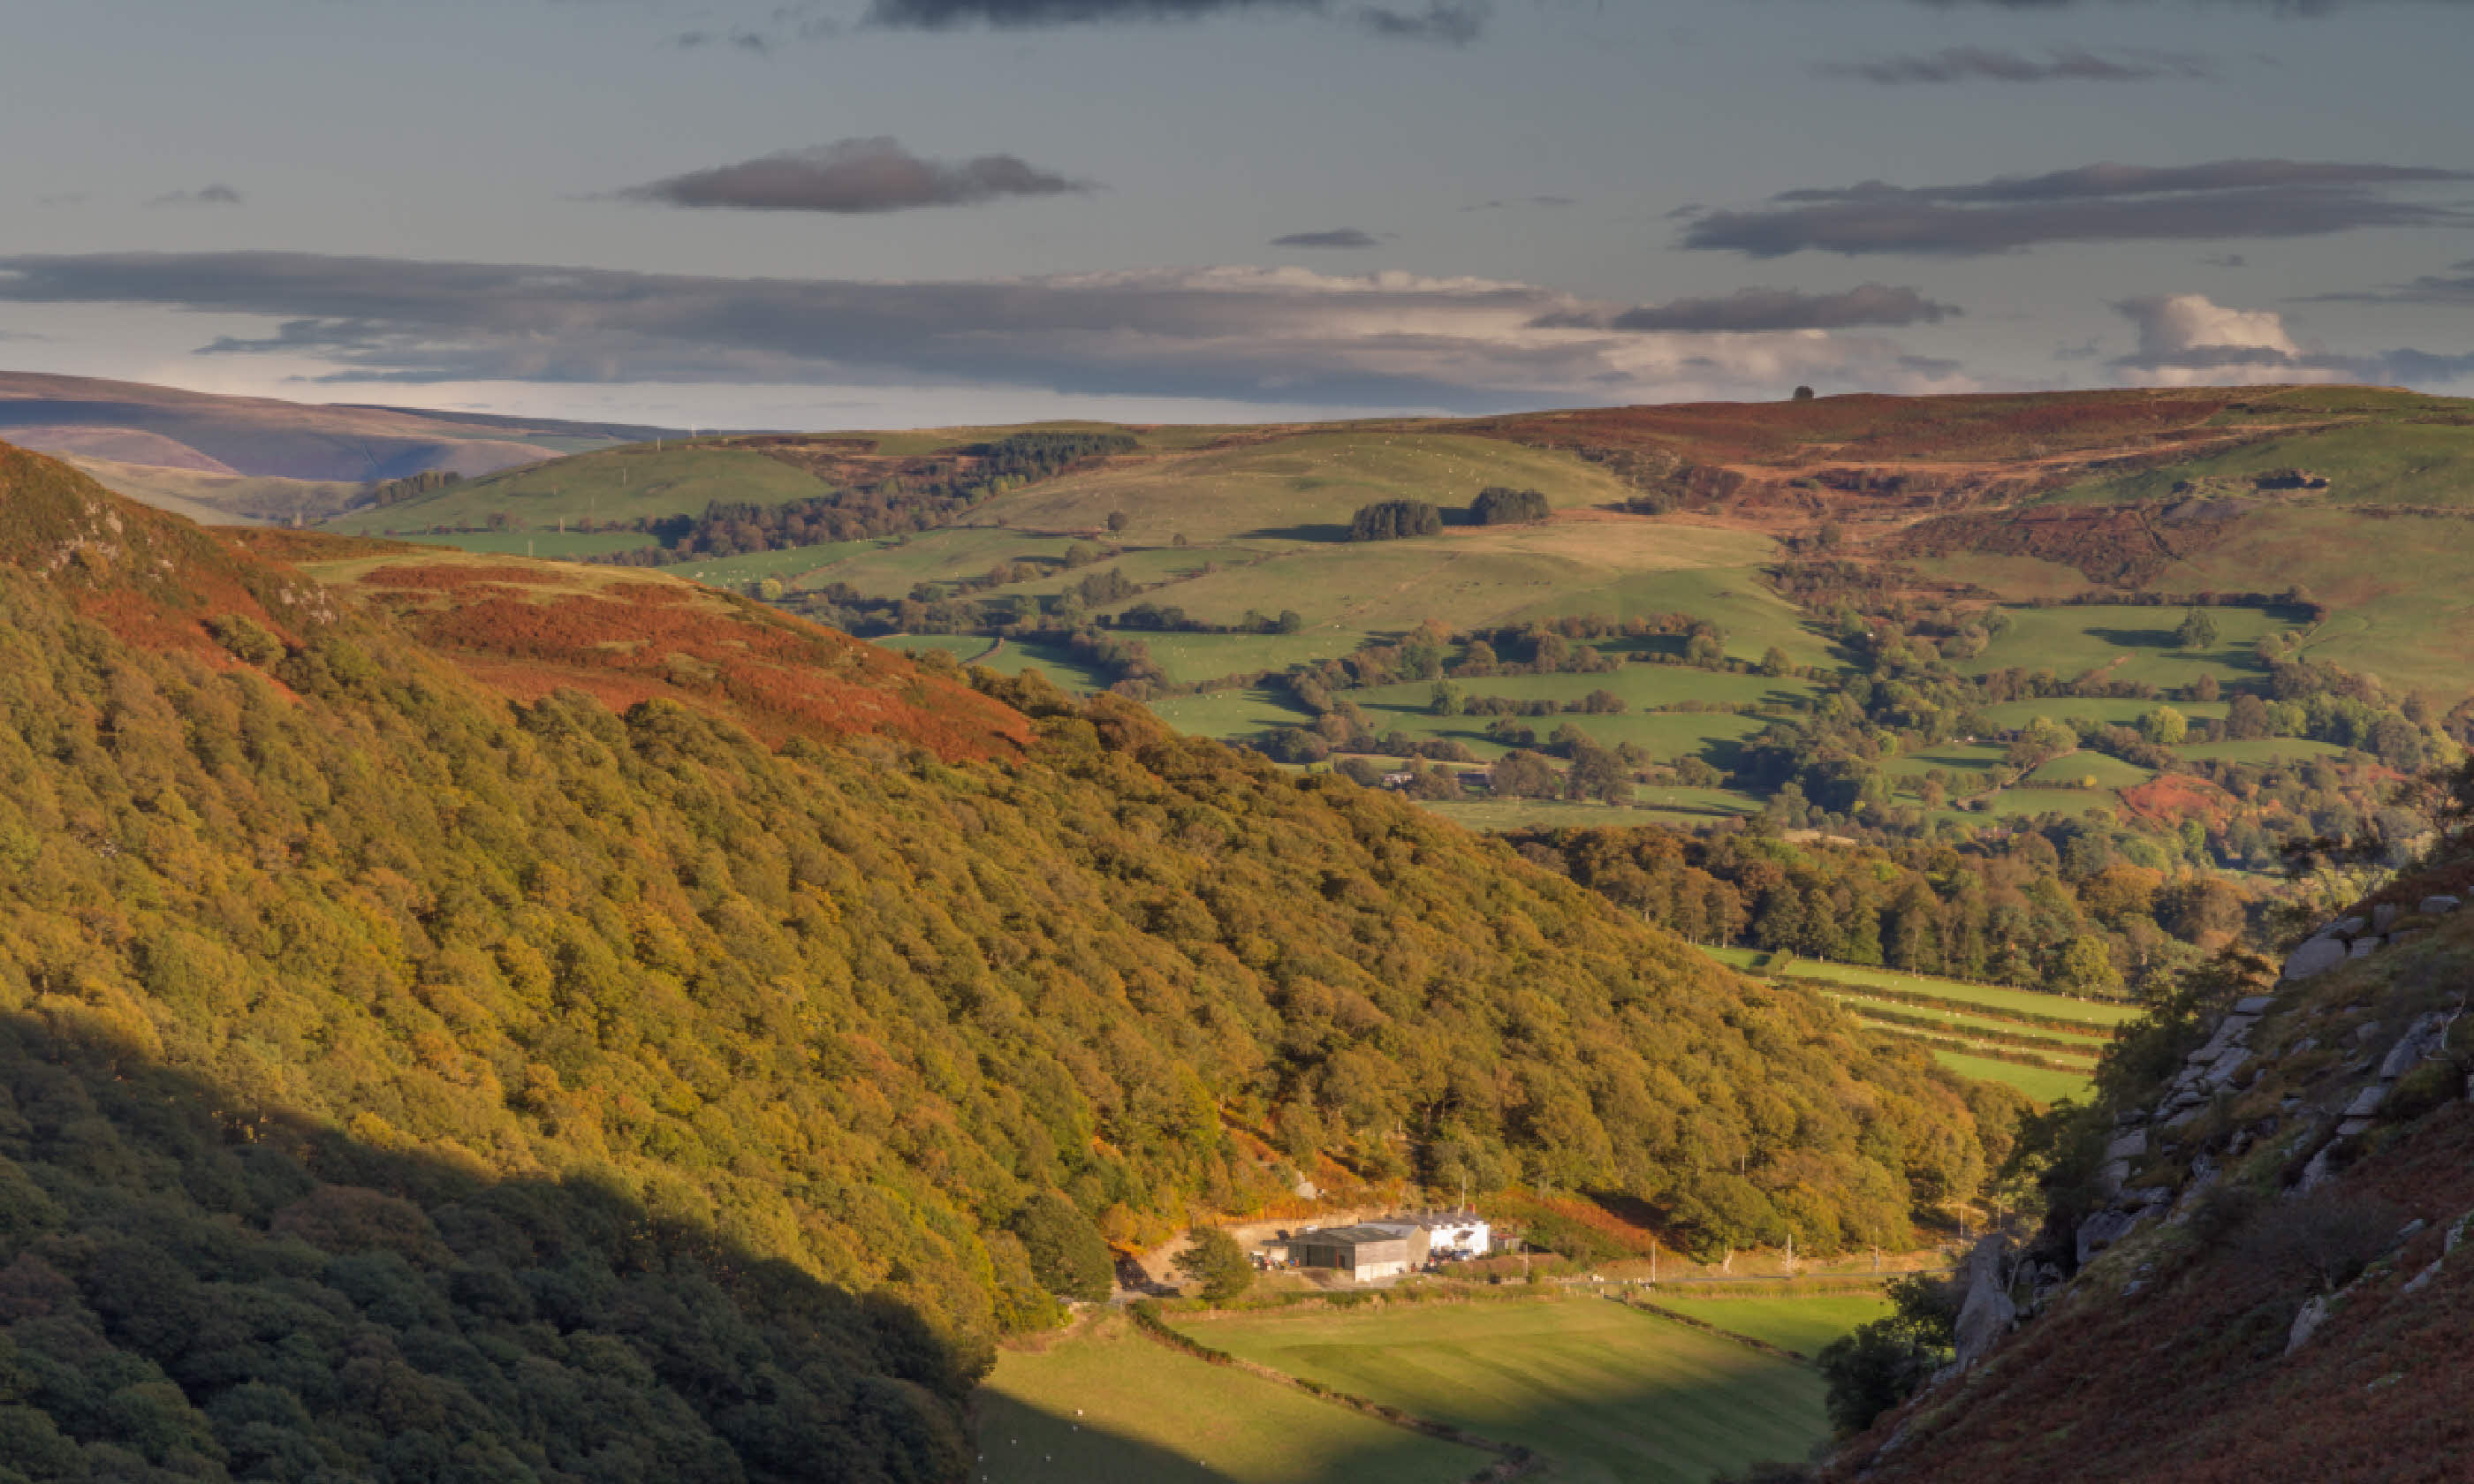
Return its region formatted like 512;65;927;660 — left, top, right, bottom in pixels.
0;446;1998;1480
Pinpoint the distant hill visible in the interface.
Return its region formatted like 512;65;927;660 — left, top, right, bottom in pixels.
0;369;684;482
0;443;2002;1480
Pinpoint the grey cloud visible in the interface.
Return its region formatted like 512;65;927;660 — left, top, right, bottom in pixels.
1271;228;1384;248
864;0;1486;38
1817;46;2212;84
2313;260;2474;305
1356;1;1488;42
1684;159;2474;257
1468;195;1576;211
147;184;244;208
1604;284;1961;331
0;250;1968;412
614;138;1093;213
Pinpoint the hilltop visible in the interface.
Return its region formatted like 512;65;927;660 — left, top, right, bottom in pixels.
0;441;2006;1480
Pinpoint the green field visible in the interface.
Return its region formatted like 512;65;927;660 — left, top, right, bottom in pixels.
378;528;656;559
1705;947;2137;1027
1969;604;2298;691
2021;752;2153;791
1643;1291;1893;1360
1977;698;2229;731
1817;990;2114;1054
2172;737;2351;764
1929;1050;2092;1104
1175;1298;1828;1484
331;444;833;533
1423;790;1763;832
2055;420;2474;509
979;1319;1483;1484
877;633;1004;663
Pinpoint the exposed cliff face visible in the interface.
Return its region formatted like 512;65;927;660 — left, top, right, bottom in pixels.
1831;864;2474;1483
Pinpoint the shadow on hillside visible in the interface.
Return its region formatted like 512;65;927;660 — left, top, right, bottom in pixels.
1235;521;1355;542
0;1011;978;1482
2086;625;2183;651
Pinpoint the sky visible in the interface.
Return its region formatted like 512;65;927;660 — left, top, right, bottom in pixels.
3;0;2471;429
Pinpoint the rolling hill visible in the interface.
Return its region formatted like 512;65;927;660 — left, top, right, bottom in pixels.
0;439;2006;1481
0;372;686;520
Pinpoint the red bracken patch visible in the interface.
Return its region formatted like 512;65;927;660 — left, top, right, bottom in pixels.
2119;774;2236;829
386;577;1030;761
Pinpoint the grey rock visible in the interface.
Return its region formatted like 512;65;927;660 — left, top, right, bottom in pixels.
2205;1047;2252;1086
2297;1144;2340;1194
2283;937;2350;981
2337;1117;2374;1138
2286;1293;2333;1355
2372;903;2401;934
2104;1128;2150;1164
2234;995;2276;1015
2354;1022;2383;1045
2421;894;2461;916
2349;936;2381;959
1952;1236;2015;1368
2345;1084;2388;1118
2124;1185;2176;1210
2098;1159;2132;1196
2402;1256;2444;1294
2324;915;2369;939
2077;1208;2140;1268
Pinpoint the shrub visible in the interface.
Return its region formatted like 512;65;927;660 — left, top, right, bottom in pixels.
1470;486;1550;526
1347;500;1442;541
1012;1192;1114;1303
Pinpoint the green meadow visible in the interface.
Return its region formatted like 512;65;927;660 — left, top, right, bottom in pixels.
979;1318;1483;1484
1175;1298;1831;1484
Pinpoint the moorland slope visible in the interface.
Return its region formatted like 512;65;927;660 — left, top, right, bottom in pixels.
0;441;2006;1480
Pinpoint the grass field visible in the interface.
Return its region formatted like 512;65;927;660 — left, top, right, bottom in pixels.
978;1318;1484;1484
1977;697;2230;731
1969;604;2296;692
2055;420;2474;509
1928;1050;2092;1104
1423;790;1763;832
1642;1291;1893;1360
1815;990;2114;1052
382;529;656;559
2172;737;2351;763
330;444;832;533
2021;752;2153;791
1176;1298;1831;1484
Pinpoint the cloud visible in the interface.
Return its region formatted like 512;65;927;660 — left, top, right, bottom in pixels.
146;184;244;208
1817;47;2212;84
2313;259;2474;305
1271;228;1385;248
1355;1;1488;42
613;138;1093;214
1576;284;1962;332
2109;292;2474;386
1468;194;1576;211
0;250;1977;413
1683;159;2474;256
862;0;1486;39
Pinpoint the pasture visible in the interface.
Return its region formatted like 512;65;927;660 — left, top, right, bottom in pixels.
1968;603;2298;692
330;444;832;533
1641;1290;1893;1360
1175;1297;1831;1484
979;1317;1483;1484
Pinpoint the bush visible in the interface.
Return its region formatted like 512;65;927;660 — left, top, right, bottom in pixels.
1816;1273;1957;1435
1347;500;1443;541
2233;1188;2404;1293
1013;1192;1114;1303
1470;486;1550;526
1172;1227;1253;1304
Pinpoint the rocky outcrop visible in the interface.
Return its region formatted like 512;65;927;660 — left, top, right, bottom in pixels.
1951;1236;2016;1368
2282;897;2460;981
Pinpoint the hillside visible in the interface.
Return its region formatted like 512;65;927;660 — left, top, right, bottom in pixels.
1819;824;2474;1483
337;388;2474;830
0;441;2006;1480
0;371;676;483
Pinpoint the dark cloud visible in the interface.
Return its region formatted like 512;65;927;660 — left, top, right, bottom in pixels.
869;0;1314;23
1271;228;1384;248
614;138;1093;214
2312;259;2474;304
2203;253;2248;267
146;184;244;208
0;250;1967;411
1684;160;2474;257
863;0;1486;39
1817;46;2212;84
1543;284;1960;332
1470;195;1575;211
1355;1;1488;42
